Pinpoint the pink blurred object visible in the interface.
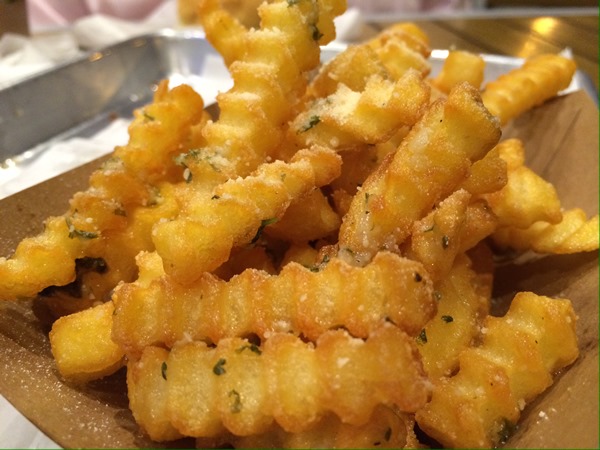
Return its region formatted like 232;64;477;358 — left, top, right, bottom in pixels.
27;0;166;32
347;0;483;13
85;0;165;20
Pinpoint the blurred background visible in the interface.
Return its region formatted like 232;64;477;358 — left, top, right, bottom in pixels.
0;0;598;36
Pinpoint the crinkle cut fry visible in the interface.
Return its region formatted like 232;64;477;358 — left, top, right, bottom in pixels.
202;405;420;449
480;138;562;229
481;53;576;126
196;0;346;177
306;21;430;100
492;207;600;254
367;22;432;80
337;82;501;266
127;324;430;440
291;69;430;151
112;250;435;357
416;292;579;448
416;253;491;380
198;0;249;68
0;82;205;302
152;147;342;283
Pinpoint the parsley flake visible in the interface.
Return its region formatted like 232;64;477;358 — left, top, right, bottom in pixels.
66;217;98;240
236;344;262;355
251;217;278;244
213;358;227;375
416;329;428;344
228;389;242;413
300;115;320;132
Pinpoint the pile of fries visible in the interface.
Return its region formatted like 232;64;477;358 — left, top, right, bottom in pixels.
0;0;598;448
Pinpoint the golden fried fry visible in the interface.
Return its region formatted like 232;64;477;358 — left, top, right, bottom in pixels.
0;82;205;304
291;70;429;152
481;139;562;228
481;53;576;125
127;346;184;442
416;253;490;380
112;251;435;357
431;50;485;94
307;44;389;99
49;301;125;383
198;0;249;67
196;0;345;177
338;83;501;265
116;81;206;184
458;144;508;196
264;188;341;244
406;189;471;282
226;406;420;449
139;325;429;438
416;292;579;448
152;147;341;283
307;22;430;102
328;138;401;196
492;207;600;254
368;22;431;79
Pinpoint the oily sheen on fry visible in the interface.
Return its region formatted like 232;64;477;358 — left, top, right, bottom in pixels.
127;324;430;440
112;251;435;357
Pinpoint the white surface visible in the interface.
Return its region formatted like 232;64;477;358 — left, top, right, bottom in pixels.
0;397;60;449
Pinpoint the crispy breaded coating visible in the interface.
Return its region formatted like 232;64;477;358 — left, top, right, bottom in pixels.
367;22;432;79
431;50;485;94
112;251;435;357
416;253;491;380
127;324;430;439
481;138;562;228
291;70;430;151
215;405;420;449
198;0;249;68
152;147;342;283
416;292;579;448
492;207;600;254
481;53;576;125
196;0;346;176
337;83;501;265
0;83;205;303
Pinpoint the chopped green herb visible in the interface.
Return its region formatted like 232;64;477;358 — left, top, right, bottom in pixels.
236;344;262;355
497;418;517;445
161;361;168;380
66;217;98;240
213;358;227;375
287;0;300;6
251;217;278;244
113;207;127;217
416;329;428;344
441;315;454;323
300;115;320;132
228;389;243;413
433;291;442;301
311;24;323;41
384;427;392;441
142;111;155;121
211;194;220;200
